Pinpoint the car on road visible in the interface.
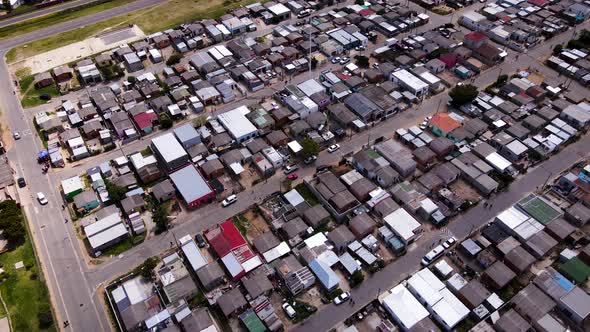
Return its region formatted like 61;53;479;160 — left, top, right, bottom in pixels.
195;233;207;248
443;236;457;249
331;57;341;64
421;245;445;266
282;302;296;319
372;63;380;69
37;192;48;205
339;57;350;65
333;292;350;305
327;144;340;153
221;194;237;207
286;173;298;180
303;155;317;164
284;164;298;174
17;177;26;188
13;132;20;140
316;165;329;174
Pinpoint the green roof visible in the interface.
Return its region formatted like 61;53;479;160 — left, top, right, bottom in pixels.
240;310;266;332
366;149;381;159
517;194;561;225
558;257;590;284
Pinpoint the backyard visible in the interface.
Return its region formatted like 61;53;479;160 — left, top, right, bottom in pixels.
6;0;258;63
18;74;60;108
0;203;55;332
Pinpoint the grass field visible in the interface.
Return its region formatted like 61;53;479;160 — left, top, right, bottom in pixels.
18;75;60;108
0;0;131;40
6;0;256;63
0;209;55;332
99;234;146;258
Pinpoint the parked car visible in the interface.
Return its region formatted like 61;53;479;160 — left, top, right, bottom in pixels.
195;233;207;248
421;245;444;266
284;164;299;174
443;236;457;249
339;57;350;65
333;292;350;305
12;132;20;140
221;194;237;207
286;173;298;180
327;144;340;153
282;302;296;319
303;155;317;164
17;177;26;188
331;57;341;64
316;165;329;174
37;192;48;205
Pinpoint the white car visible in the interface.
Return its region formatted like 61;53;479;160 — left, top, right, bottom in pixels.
282;302;296;319
327;144;340;153
339;57;350;65
443;236;457;249
13;132;20;140
331;57;341;64
333;292;350;305
37;192;48;205
221;194;237;207
284;164;299;174
421;245;445;266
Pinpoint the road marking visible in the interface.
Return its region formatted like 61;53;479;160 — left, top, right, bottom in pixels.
34;206;39;214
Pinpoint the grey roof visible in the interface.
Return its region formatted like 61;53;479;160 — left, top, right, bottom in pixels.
373;197;400;218
121;195;145;214
73;190;97;207
544;218;576;241
349;213;376;238
265;130;288;146
432;163;460;185
303;204;331;227
525;231;557;258
350;177;377;200
180;308;214;331
533;267;575;301
217;288;247;317
169;166;212;203
152;179;175;201
174;124;199;145
344;93;381;118
505;245;536;273
196;261;225;291
458;280;491;309
242;272;273;299
511;284;556;321
282;217;307;239
327;225;355;251
464;118;488;135
252;232;280;253
429;136;454;156
483;261;516;289
201;159;224;176
494;309;531;332
559;286;590;322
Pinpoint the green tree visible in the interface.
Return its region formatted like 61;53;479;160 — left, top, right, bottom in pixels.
495;74;508;86
350;270;364;287
3;218;25;244
105;179;127;203
449;84;478;107
153;204;169;234
37;303;53;329
355;0;364;5
311;56;318;69
160;115;173;129
300;137;319;158
354;55;369;68
552;44;563;55
192;114;208;128
127;76;137;84
166;53;183;66
138;257;159;279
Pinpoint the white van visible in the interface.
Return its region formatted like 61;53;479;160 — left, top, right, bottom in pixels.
421;245;444;266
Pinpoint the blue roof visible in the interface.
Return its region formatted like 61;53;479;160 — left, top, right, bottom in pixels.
169;165;213;203
552;270;575;292
309;259;340;290
174;124;199;144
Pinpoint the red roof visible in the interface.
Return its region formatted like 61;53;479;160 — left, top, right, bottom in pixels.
133;111;158;130
500;16;512;22
205;220;256;263
465;31;488;43
430;113;461;134
439;52;459;68
527;0;547;7
359;9;374;16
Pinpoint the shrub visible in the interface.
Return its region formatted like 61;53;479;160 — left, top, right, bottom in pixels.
166;53;183;66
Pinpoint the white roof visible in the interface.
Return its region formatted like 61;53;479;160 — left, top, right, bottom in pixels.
407;270;444;307
181;240;208;272
392;69;429;91
382;284;429;330
129;152;157;170
62;176;83;194
432;288;469;329
268;3;290;15
419;71;441;85
304;232;328;248
384;208;421;242
84;212;122;237
242;255;263;273
495;207;529;230
506;140;528;155
288;140;302;153
513;218;544;240
221;253;244;278
297;79;325;97
151;133;187;163
284;189;305;207
87;223;128;249
434;260;454;278
262;241;291;262
217;105;258;140
485;152;512;172
122;277;152;305
446;273;468;292
420;198;438;214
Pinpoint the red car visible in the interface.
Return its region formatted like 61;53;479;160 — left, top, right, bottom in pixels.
286;173;298;180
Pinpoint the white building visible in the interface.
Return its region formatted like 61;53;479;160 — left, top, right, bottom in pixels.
381;284;429;331
383;208;421;243
460;11;491;32
391;70;429;97
217;105;259;143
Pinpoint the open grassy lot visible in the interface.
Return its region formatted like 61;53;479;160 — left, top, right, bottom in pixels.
0;0;131;40
18;75;60;108
0;204;55;332
7;0;256;63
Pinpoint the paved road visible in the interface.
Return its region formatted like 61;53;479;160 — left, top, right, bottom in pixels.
292;134;590;332
0;1;587;332
0;0;131;29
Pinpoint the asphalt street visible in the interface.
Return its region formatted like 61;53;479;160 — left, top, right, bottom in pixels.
0;0;131;29
0;1;587;332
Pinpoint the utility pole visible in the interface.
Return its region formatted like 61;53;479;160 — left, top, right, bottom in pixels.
308;25;312;80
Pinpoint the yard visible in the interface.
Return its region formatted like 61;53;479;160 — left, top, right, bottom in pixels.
18;75;60;108
6;0;258;63
0;212;55;331
99;233;146;258
0;0;132;40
